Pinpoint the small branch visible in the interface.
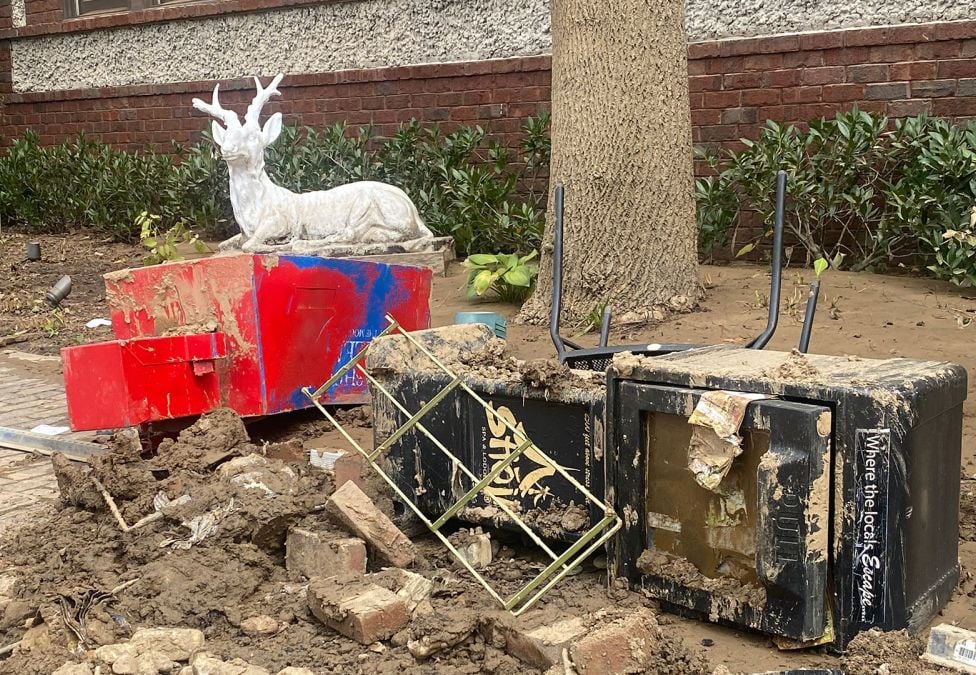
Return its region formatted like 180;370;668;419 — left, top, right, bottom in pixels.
90;476;163;533
0;641;19;658
110;578;140;595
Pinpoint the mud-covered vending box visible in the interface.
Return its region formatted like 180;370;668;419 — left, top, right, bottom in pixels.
366;325;607;542
606;346;967;650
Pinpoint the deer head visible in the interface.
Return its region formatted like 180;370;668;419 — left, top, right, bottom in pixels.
192;74;285;172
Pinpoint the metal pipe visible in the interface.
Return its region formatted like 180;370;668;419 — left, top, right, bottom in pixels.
598;306;612;347
798;278;821;353
748;170;787;349
549;184;568;361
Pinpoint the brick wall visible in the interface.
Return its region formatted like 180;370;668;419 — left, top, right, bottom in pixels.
0;57;552;152
3;20;976;157
689;21;976;158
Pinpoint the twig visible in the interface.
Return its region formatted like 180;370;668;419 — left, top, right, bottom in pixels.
110;578;140;595
0;640;19;658
91;476;163;532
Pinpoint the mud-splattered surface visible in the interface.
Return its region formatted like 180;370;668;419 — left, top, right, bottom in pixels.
3;259;976;673
841;628;932;675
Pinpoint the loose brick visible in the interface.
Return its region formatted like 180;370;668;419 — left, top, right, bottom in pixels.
325;482;416;567
286;527;367;578
368;568;433;612
332;451;366;491
865;82;910;100
308;576;409;644
569;608;660;675
504;616;587;670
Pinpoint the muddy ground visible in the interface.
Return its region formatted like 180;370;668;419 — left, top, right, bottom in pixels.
0;232;974;673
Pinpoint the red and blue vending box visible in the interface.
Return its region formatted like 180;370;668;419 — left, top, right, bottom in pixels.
61;253;432;431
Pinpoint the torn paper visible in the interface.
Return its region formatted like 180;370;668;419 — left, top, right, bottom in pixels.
687;390;771;491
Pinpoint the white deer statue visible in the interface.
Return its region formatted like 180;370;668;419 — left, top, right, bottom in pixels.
192;74;434;252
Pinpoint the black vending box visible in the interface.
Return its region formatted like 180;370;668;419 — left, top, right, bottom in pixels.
606;345;967;650
367;325;607;542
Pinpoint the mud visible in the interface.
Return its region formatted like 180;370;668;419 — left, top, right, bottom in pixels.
841;628;930;675
962;479;976;542
637;549;768;609
762;348;821;380
154;407;252;472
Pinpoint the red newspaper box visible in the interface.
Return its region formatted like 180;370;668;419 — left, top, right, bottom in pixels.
62;253;431;430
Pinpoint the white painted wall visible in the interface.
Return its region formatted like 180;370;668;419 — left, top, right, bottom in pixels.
12;0;976;93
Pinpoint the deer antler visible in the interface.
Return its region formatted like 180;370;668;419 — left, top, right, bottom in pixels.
192;84;240;128
244;74;284;127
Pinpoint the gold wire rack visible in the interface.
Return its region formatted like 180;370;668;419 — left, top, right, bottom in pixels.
302;314;622;615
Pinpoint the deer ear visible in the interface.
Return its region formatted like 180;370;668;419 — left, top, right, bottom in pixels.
262;112;283;146
211;120;226;147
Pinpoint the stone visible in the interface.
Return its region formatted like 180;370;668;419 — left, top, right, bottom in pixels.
456;532;493;569
923;623;976;672
0;573;20;598
0;599;34;630
368;568;433;613
325;482;416;567
332;451;366;491
192;75;435;253
308;575;409;645
136;650;181;674
191;654;271;675
129;627;205;661
503;616;587;670
94;642;138;665
18;622;51;651
111;654;140;674
52;664;95;675
569;608;659;675
285;527;367;578
240;615;279;638
276;669;316;675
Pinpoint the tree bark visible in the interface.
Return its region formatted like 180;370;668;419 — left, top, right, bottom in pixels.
519;0;702;327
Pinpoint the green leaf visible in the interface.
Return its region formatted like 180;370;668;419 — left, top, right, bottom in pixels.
736;243;756;257
466;254;497;267
502;266;532;287
472;270;493;295
814;258;829;278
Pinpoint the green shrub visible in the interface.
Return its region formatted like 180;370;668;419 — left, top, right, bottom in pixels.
462;251;539;303
698;109;976;287
0;114;550;255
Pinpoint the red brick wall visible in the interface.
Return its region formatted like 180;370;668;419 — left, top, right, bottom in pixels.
0;57;552;152
3;20;976;157
689;21;976;159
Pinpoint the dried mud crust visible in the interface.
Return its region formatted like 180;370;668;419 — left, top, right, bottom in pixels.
841;628;931;675
962;479;976;542
636;549;767;610
0;406;715;674
367;324;604;395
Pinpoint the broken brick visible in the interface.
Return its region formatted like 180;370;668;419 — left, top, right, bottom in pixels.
325;482;416;567
286;527;367;578
368;568;433;613
503;616;587;670
332;451;367;490
570;607;659;675
308;576;409;644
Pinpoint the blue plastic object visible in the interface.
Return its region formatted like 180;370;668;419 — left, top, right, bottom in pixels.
453;311;507;339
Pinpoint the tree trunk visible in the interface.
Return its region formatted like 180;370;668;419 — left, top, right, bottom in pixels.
519;0;702;327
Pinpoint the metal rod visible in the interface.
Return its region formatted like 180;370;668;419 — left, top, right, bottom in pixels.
354;364;564;563
749;170;787;350
308;321;399;399
368;378;462;461
430;436;536;531
505;514;619;610
550;184;568;361
598;306;612;347
798;278;821;354
510;519;622;615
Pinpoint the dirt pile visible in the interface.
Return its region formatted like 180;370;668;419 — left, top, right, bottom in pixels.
841;628;929;675
0;407;711;674
962;479;976;542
